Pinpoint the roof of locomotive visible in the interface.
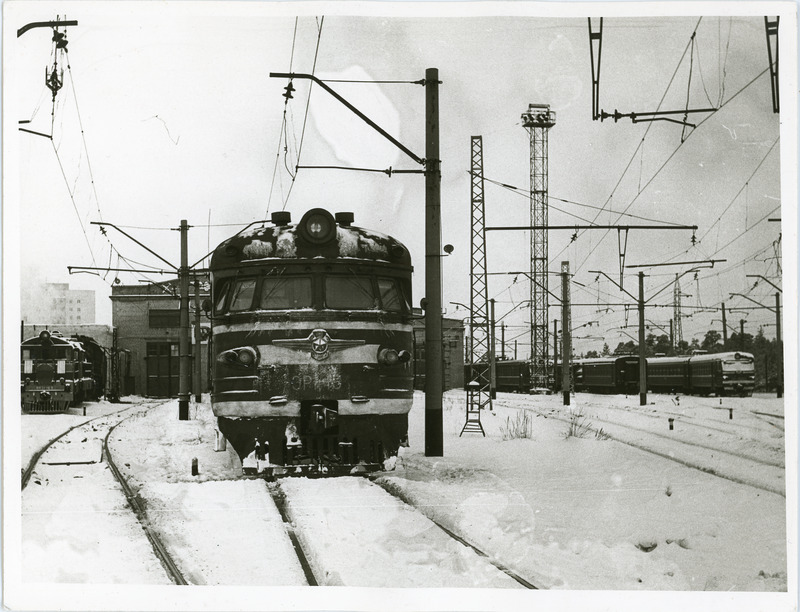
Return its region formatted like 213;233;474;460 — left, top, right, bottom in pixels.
574;355;640;365
210;209;412;270
21;331;82;349
688;351;754;362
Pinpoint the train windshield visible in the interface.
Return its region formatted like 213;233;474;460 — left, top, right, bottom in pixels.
260;277;312;309
377;278;405;312
229;279;257;312
723;358;754;371
325;276;377;309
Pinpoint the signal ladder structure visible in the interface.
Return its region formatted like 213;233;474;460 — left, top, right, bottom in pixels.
462;136;490;436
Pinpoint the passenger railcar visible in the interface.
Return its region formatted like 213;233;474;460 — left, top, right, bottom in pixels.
21;330;98;413
645;356;690;394
573;356;641;394
464;360;532;393
209;209;414;474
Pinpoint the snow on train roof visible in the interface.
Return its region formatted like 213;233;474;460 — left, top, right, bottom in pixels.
210;220;412;268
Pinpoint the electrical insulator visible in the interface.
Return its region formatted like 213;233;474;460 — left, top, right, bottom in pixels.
283;81;295;100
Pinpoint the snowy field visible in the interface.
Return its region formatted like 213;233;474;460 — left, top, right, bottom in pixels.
13;388;794;610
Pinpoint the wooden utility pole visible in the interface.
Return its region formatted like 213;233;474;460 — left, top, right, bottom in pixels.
424;67;443;456
178;220;190;420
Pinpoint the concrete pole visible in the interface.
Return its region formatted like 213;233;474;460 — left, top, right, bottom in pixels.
424;68;443;457
193;277;202;403
561;264;571;405
721;302;728;345
553;319;559;391
638;271;647;406
740;319;745;351
490;298;497;399
776;292;782;398
178;220;190;420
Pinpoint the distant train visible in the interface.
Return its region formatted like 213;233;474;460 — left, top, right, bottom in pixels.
209;209;414;475
464;352;756;397
21;330;101;413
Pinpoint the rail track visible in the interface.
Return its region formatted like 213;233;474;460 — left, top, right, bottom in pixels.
21;404;139;490
268;476;538;589
103;409;188;586
500;399;785;497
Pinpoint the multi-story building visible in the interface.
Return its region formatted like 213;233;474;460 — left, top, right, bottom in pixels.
21;283;96;325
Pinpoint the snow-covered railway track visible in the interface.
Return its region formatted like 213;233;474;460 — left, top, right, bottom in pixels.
515;405;785;497
585;400;782;442
21;404;139;490
20;400;176;584
103;414;188;585
271;476;535;589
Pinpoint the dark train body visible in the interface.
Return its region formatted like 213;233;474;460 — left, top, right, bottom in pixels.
464;360;531;393
464;352;755;397
21;330;102;413
648;352;755;397
209;209;414;475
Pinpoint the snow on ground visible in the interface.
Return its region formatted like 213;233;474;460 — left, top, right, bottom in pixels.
21;418;171;585
21;397;143;473
279;476;522;588
18;389;789;594
379;390;787;591
139;480;308;585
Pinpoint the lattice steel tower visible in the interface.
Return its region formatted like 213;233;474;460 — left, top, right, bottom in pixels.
522;104;556;388
467;136;491;412
673;273;684;349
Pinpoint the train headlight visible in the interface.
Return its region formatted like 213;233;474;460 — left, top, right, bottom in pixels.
217;347;260;368
378;348;411;366
378;348;400;366
299;208;336;244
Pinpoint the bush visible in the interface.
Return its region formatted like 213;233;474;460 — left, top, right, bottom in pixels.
564;406;593;439
500;410;534;440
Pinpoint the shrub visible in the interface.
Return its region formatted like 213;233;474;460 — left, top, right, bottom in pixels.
500;410;534;440
564;406;593;439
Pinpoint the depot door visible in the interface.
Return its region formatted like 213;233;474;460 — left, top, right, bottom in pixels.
145;342;183;397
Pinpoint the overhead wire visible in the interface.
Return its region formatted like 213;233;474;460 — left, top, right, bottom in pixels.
282;15;325;211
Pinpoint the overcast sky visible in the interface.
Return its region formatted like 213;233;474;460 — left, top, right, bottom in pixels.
5;1;796;357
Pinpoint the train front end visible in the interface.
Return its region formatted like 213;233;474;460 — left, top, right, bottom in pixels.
209;209;414;475
718;351;756;396
21;331;84;413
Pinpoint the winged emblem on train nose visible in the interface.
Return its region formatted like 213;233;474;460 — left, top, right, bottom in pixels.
273;329;365;361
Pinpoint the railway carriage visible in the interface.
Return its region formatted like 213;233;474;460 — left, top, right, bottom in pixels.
209;209;414;474
21;330;99;413
573;356;641;394
645;356;690;393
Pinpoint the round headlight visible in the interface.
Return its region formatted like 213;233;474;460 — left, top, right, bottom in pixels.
379;348;400;366
299;208;336;244
237;348;256;366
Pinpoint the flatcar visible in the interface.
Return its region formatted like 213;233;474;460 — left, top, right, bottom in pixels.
209;209;414;475
573;356;641;394
21;330;99;413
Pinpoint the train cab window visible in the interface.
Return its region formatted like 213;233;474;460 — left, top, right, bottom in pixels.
260;277;312;309
229;278;257;312
214;280;230;314
377;278;405;312
325;276;377;309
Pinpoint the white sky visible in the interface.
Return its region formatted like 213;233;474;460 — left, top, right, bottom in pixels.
4;1;797;358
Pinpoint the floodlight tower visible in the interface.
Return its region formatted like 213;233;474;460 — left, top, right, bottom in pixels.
522;104;556;388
